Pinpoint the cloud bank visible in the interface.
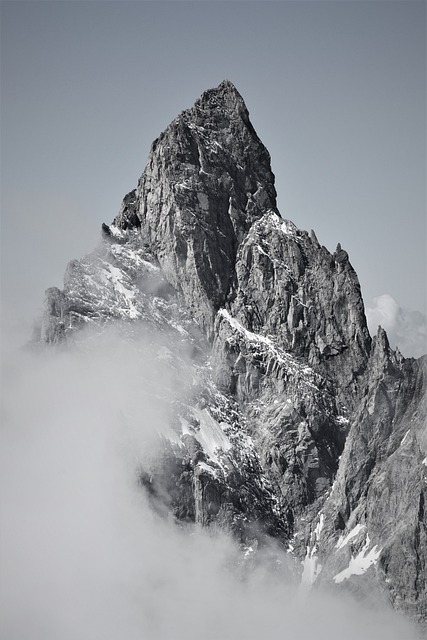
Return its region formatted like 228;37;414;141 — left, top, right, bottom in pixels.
0;327;421;640
366;294;427;358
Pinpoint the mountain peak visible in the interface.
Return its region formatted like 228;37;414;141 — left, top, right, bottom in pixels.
194;79;247;116
35;83;427;628
201;79;241;98
218;78;239;92
112;81;278;335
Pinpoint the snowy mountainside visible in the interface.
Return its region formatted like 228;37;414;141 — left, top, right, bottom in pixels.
36;80;427;627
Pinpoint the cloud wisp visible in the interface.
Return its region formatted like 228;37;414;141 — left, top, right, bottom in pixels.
367;293;427;358
0;326;421;640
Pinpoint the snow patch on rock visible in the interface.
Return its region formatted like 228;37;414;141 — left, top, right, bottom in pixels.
333;536;381;584
181;408;231;466
335;523;365;551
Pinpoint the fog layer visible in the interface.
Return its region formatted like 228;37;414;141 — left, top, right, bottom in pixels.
0;328;420;639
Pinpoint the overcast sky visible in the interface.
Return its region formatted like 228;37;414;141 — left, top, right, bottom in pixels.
1;0;426;351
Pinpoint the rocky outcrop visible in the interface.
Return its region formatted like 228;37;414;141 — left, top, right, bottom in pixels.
35;81;426;627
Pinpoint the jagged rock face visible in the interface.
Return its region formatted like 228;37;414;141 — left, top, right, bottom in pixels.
211;306;349;516
309;334;427;624
114;80;278;337
139;379;288;544
40;231;198;345
210;209;371;518
224;212;371;404
36;81;427;628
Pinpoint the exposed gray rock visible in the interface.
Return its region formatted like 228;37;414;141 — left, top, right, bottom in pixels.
311;332;427;625
41;287;67;343
35;81;427;628
113;80;278;338
223;211;371;403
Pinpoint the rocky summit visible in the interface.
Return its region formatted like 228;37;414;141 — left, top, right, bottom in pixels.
36;80;427;627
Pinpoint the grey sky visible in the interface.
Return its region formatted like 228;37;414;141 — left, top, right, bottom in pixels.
1;0;426;344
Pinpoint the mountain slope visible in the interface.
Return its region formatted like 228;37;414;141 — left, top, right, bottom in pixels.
36;80;427;626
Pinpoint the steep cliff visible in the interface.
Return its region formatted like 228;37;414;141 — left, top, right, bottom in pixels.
37;81;426;626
